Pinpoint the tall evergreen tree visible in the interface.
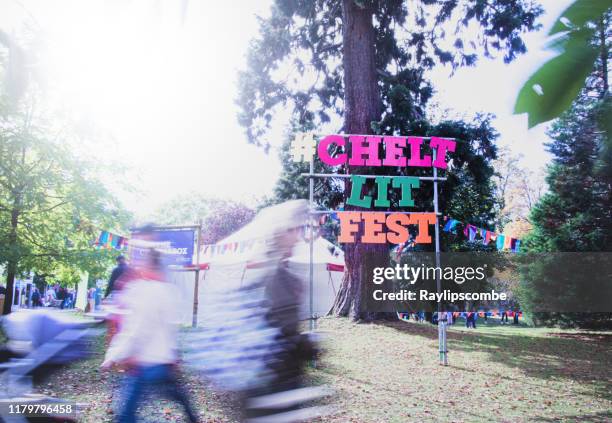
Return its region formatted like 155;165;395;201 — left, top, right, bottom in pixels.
521;13;611;327
238;0;542;320
528;12;611;253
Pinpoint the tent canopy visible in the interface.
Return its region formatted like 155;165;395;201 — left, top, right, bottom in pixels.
288;237;344;270
172;202;345;324
201;201;344;271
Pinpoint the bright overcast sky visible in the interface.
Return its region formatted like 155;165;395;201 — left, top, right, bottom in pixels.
0;0;571;220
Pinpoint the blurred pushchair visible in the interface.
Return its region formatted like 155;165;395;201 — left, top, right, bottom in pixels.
0;309;103;422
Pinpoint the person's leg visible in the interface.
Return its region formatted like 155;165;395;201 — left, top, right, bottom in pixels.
159;365;199;423
117;371;144;423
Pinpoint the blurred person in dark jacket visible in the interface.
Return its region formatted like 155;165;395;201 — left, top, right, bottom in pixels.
105;255;128;298
31;287;42;308
186;200;327;422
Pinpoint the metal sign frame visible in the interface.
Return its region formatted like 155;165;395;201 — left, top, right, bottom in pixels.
302;138;450;365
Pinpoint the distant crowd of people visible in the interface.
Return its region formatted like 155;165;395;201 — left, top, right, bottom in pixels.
401;310;520;328
0;283;87;310
42;285;77;309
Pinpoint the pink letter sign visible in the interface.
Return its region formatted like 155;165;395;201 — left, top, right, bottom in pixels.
317;135;347;166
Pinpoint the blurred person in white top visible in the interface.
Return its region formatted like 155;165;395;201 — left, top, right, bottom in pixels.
101;240;198;423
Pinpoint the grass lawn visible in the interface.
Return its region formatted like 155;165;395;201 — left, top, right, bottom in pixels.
38;316;611;422
311;317;611;422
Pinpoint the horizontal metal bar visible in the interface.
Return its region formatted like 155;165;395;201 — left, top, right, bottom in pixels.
300;172;447;181
310;210;442;215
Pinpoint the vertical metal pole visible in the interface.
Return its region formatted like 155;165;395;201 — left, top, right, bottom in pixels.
192;221;202;328
433;149;448;365
309;160;315;332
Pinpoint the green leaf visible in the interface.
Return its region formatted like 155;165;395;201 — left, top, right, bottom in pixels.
514;32;598;128
549;0;612;35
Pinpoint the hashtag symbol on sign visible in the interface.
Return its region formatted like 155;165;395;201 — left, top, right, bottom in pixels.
290;132;316;163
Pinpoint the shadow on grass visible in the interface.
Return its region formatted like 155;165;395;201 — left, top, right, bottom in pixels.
376;320;612;397
535;410;612;423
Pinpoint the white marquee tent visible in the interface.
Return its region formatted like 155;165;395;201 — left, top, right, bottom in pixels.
170;235;345;326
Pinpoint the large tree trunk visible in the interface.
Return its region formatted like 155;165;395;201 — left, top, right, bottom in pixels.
599;15;609;97
2;205;20;315
331;0;390;321
3;264;16;315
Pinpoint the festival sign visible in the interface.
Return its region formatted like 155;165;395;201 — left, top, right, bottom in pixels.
131;229;196;266
155;230;196;265
298;134;457;244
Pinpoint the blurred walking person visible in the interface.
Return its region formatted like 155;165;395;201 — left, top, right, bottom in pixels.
101;241;199;423
446;310;453;325
104;255;131;344
31;287;42;308
466;312;477;329
105;255;128;299
86;288;96;313
187;200;328;422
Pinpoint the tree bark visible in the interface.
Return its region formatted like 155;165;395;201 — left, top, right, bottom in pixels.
3;264;16;315
599;16;609;97
331;0;390;321
3;204;20;315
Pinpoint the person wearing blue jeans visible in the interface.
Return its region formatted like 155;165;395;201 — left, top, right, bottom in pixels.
102;242;199;423
118;364;198;423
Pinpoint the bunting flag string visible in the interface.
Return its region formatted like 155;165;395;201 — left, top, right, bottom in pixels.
201;224;324;258
200;238;260;258
94;230;129;251
496;234;506;250
463;224;478;242
202;216;521;257
444;218;460;233
443;217;521;253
